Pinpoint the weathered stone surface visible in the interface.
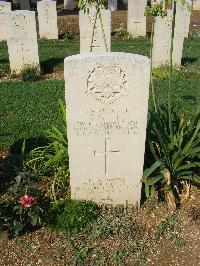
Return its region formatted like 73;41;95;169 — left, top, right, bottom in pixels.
173;5;186;65
152;9;185;67
177;0;192;38
108;0;117;11
79;8;111;54
7;11;40;74
20;0;30;10
152;11;172;67
127;0;147;37
64;0;73;10
193;0;200;10
64;53;150;207
0;1;11;42
37;0;58;39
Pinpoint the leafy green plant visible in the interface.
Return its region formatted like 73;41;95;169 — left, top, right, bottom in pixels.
20;65;41;82
156;215;186;247
0;171;45;236
143;107;200;207
26;100;69;201
48;199;99;231
115;23;127;39
112;248;127;265
63;31;76;41
143;0;199;208
75;246;91;263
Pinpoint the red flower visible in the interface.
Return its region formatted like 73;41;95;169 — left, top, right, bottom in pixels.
19;194;35;208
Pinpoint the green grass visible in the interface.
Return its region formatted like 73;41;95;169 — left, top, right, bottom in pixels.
0;37;200;148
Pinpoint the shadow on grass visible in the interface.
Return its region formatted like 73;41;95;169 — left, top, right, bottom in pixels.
40;58;64;74
181;57;198;65
0;137;48;195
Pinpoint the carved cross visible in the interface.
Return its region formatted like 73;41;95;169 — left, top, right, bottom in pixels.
94;138;120;176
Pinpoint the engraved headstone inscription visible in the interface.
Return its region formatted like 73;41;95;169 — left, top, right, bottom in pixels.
64;53;150;207
0;1;11;42
79;8;111;54
127;0;147;37
37;0;58;39
7;11;40;74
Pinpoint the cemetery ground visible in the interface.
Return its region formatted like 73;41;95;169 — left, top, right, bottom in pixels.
0;36;200;265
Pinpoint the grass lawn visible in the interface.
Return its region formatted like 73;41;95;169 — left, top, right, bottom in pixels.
0;37;200;148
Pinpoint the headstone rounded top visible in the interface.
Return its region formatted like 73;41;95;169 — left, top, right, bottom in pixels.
64;52;150;65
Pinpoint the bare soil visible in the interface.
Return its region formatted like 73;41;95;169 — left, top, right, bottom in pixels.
0;191;200;265
57;10;200;36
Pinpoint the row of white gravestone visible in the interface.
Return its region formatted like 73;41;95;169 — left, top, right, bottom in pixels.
152;1;192;67
0;0;58;73
0;0;58;40
64;0;118;11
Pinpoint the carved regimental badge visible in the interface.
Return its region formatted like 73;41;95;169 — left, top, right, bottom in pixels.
86;64;128;104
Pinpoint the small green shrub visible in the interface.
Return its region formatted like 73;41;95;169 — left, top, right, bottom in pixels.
115;23;127;39
48;199;100;231
112;248;127;265
26;101;69;202
20;65;41;82
153;66;170;80
75;246;91;263
63;31;76;40
0;170;45;236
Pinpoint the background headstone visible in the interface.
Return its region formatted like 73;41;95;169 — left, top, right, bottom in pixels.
193;0;200;10
152;9;185;67
37;0;58;39
152;12;172;67
0;1;11;42
79;9;111;54
64;0;73;10
173;5;186;65
177;0;191;38
127;0;147;37
64;53;150;207
20;0;30;10
7;11;40;74
108;0;117;11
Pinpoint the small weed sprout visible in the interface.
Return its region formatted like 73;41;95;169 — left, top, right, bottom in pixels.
20;65;41;82
115;23;127;39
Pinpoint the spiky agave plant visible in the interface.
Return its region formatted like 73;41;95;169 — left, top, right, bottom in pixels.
143;0;199;207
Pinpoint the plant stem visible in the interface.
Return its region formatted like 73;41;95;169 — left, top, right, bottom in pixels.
150;17;157;113
168;0;176;138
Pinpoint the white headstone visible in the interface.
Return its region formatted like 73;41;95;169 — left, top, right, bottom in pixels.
177;0;191;38
79;9;111;54
37;0;58;39
64;0;73;10
108;0;117;11
152;9;185;67
152;12;172;67
193;0;200;10
20;0;30;10
127;0;147;37
0;1;11;42
64;53;150;207
7;11;40;74
173;5;186;65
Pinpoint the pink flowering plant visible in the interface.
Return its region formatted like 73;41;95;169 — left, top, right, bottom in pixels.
12;192;43;236
2;169;46;236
